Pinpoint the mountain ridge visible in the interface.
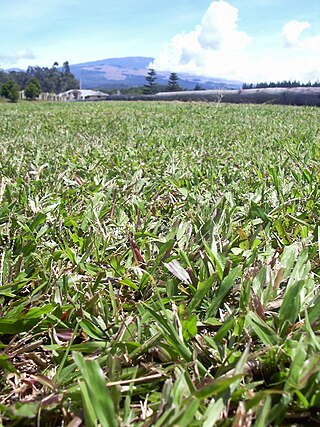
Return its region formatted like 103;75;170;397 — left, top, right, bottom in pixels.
69;56;242;90
4;56;243;90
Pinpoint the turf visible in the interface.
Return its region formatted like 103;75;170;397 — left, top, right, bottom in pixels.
0;100;320;426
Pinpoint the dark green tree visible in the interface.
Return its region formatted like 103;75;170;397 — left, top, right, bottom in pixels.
166;72;182;92
9;70;29;88
23;63;78;93
0;80;20;102
62;61;71;75
0;70;10;87
144;68;158;94
0;63;79;94
24;78;41;100
194;83;203;91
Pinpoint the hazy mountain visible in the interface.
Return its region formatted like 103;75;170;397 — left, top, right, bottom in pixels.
69;56;242;90
4;68;23;72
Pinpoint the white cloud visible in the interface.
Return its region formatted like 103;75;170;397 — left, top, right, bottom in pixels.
0;49;35;65
152;0;251;81
153;1;320;83
197;1;250;51
282;20;310;47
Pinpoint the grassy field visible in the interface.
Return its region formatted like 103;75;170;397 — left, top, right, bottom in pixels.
0;100;320;426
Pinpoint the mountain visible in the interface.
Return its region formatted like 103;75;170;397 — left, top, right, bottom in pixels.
69;56;242;90
4;68;23;72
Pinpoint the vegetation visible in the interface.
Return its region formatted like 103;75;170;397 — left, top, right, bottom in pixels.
194;83;205;91
243;80;320;89
0;61;78;94
144;68;158;94
0;80;20;102
166;73;182;92
24;78;41;100
0;101;320;426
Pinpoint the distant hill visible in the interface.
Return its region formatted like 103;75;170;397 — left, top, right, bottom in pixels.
4;68;22;72
69;56;242;90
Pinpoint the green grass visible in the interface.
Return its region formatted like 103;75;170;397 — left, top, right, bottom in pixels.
0;100;320;426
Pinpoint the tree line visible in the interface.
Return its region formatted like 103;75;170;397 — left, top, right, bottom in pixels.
0;61;79;102
1;64;201;102
243;80;320;89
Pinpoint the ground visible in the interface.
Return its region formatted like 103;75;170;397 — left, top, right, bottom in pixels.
0;101;319;426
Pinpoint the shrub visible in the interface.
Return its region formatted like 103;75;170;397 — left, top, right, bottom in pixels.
0;80;20;102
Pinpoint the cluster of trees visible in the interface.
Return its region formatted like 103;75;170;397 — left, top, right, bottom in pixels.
0;77;41;102
144;69;183;94
0;61;79;102
243;80;320;89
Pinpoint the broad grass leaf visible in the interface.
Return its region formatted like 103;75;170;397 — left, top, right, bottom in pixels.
206;267;241;318
213;316;235;343
285;247;309;286
279;279;304;335
0;206;9;224
269;166;283;201
177;397;199;427
0;318;39;334
80;319;105;340
129;332;162;359
303;310;320;351
203;398;226;427
7;402;39;419
285;335;307;390
254;395;272;427
186;274;215;314
24;303;56;319
142;302;193;363
164;260;191;284
246;312;278;346
249;202;269;222
0;355;17;373
79;380;97;427
194;374;243;400
29;212;47;232
73;352;118;427
202;347;249;426
182;313;197;340
308;295;320;325
281;244;298;280
203;241;225;280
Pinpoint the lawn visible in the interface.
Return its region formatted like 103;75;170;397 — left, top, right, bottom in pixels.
0;100;320;426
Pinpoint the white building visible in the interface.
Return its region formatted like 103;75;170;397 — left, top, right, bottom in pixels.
57;89;109;101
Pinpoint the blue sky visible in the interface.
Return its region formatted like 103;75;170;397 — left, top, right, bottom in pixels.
1;0;319;82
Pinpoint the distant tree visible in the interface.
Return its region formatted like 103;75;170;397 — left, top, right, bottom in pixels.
194;83;203;91
24;78;41;100
23;63;79;93
0;80;20;102
166;72;182;92
62;61;71;75
9;70;29;88
59;61;78;91
144;68;158;94
0;63;79;95
0;69;10;86
242;79;320;89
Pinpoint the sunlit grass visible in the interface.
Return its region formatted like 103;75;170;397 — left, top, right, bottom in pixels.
0;101;320;426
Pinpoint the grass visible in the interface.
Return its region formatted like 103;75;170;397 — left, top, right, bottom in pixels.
0;100;320;426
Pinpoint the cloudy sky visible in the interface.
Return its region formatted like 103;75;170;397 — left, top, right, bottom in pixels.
1;0;319;82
